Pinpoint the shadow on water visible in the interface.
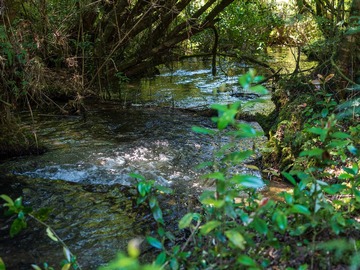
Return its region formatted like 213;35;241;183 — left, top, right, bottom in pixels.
0;55;300;269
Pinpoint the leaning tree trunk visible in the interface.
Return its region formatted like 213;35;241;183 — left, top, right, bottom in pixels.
336;0;360;89
86;0;235;85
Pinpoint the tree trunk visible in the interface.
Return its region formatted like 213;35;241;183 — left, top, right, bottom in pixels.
337;0;360;86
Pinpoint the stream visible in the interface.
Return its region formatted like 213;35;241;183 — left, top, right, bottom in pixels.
0;53;306;269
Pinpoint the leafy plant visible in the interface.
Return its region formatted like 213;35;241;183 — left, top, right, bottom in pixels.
0;195;80;270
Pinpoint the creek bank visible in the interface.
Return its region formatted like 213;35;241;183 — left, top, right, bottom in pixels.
0;122;47;160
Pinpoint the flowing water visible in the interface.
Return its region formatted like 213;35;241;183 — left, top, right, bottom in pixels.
0;54;303;269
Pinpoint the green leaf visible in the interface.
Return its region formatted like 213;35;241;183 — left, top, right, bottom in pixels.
231;175;264;189
238;73;251;89
343;166;357;176
46;227;58;242
0;195;14;206
275;211;287;230
201;172;225;181
200;221;221;235
154;185;173;194
191;126;216;135
179;213;199;229
347;145;358;155
281;172;297;185
14;197;23;208
137;182;151;197
0;257;5;270
149;196;157;209
127;239;141;258
307;127;328;141
201;198;225;208
146;236;163;249
299;148;324;158
321;108;329;118
331;132;351;139
170;258;179;270
323;184;346;194
31;265;42;270
249;84;268;95
211;103;227;112
61;263;71;270
252;218;268;235
63;247;71;262
155;251;167;266
225;230;245;249
129;173;145;181
10;218;27;238
290;204;311;216
152;206;164;225
352;162;359;174
225;150;253;163
235;123;258;138
237;255;257;267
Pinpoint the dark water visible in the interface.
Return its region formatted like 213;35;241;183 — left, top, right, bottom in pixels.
0;55;300;269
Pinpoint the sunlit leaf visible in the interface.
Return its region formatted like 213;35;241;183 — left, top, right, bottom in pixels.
343;166;357;176
237;255;257;267
211;103;228;112
225;230;245;249
128;238;142;258
0;258;5;270
63;247;71;262
250;84;268;95
290;204;311;216
146;236;163;249
31;265;42;270
324;73;334;82
179;213;200;229
46;227;58;242
201;172;225;181
61;263;71;270
231;175;264;189
14;197;22;208
238;73;251;89
0;195;14;206
244;164;260;170
201;198;225;208
200;221;221;235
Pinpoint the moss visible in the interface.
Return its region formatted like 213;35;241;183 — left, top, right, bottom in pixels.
0;122;46;160
261;90;318;172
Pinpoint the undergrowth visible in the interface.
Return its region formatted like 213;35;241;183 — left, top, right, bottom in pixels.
1;70;360;270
